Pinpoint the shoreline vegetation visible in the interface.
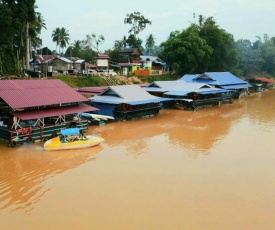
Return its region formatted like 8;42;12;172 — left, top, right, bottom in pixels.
0;74;179;88
1;73;273;94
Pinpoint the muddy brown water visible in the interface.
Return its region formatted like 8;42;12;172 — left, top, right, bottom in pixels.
1;90;275;230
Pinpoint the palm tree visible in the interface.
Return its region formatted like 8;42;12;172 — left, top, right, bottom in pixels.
52;27;61;52
31;12;47;54
51;27;70;55
59;27;70;54
145;34;155;55
113;36;128;50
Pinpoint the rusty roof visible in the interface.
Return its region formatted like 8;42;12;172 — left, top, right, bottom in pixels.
0;79;89;109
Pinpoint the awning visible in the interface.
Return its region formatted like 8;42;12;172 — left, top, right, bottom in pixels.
164;91;189;96
10;104;98;120
197;89;229;95
221;84;252;90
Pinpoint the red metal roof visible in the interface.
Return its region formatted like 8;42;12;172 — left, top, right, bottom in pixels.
0;79;89;109
255;77;275;83
11;104;98;120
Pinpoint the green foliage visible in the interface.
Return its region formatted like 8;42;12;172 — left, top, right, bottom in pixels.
52;75;106;88
124;12;152;37
51;27;70;54
145;34;156;55
196;16;238;72
159;26;213;75
0;0;41;74
138;74;179;83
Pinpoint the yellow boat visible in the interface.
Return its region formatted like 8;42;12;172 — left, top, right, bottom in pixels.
44;128;104;151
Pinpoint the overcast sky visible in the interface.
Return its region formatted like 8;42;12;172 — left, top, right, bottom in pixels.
36;0;275;52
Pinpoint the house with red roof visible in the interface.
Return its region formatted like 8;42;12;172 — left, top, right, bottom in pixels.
0;79;98;146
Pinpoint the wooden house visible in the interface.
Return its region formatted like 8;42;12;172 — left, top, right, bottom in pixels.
118;48;143;76
140;55;167;75
180;72;252;98
90;85;167;120
0;79;98;147
145;80;232;110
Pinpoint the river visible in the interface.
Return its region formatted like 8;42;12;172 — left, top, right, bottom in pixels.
1;90;275;230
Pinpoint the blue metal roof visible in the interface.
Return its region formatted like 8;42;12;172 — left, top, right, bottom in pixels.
221;83;252;89
92;85;164;105
178;74;200;82
164;87;228;96
164;91;189;96
197;88;229;94
61;128;80;136
145;81;210;93
194;72;249;86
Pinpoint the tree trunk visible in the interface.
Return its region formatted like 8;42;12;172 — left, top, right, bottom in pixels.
25;22;30;69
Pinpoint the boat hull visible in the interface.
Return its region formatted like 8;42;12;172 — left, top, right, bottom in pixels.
44;135;104;150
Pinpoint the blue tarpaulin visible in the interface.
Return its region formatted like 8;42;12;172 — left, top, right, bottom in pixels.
61;128;80;136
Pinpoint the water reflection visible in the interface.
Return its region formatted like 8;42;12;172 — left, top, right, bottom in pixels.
96;100;247;158
0;143;103;214
1;91;275;230
245;90;275;126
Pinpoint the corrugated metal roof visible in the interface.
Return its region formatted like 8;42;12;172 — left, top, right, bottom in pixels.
75;59;85;64
91;85;163;104
179;74;200;82
145;81;210;93
0;79;89;109
195;72;249;86
58;57;72;63
255;77;275;83
221;84;252;90
164;87;228;96
11;104;97;120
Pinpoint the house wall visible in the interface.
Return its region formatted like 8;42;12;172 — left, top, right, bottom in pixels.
52;59;71;71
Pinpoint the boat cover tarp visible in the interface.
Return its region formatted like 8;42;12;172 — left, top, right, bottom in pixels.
61;128;80;136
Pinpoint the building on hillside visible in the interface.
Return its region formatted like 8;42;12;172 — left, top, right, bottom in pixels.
118;48;143;76
30;55;88;77
140;55;167;75
96;54;110;71
117;48;166;76
0;79;98;147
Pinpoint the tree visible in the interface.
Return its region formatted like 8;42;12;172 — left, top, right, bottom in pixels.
84;33;105;53
194;15;238;72
0;0;41;74
59;27;70;54
159;27;213;75
113;36;128;50
257;38;275;75
124;12;151;38
145;34;156;55
126;34;142;48
51;27;70;55
65;40;83;57
30;11;47;55
52;28;61;52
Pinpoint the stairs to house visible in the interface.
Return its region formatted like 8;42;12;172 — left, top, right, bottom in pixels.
101;76;117;86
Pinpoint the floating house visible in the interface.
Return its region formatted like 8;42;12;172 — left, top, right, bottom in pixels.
90;85;166;120
180;72;252;98
0;79;98;146
145;80;232;110
247;77;275;91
